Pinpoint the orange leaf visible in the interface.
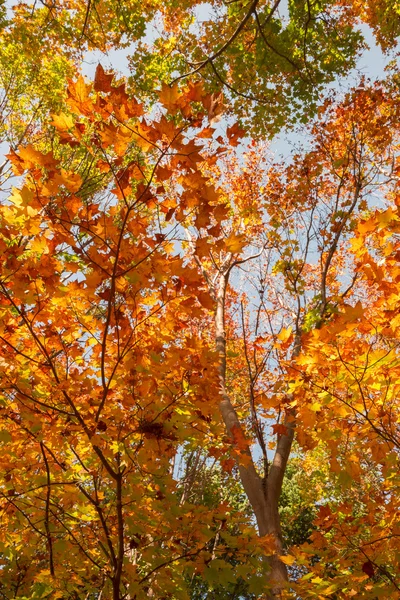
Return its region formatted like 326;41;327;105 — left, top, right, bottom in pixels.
279;554;296;566
224;234;246;253
271;423;288;436
159;83;181;112
197;291;214;310
94;64;114;92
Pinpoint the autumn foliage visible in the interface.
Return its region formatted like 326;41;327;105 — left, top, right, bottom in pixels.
0;1;400;599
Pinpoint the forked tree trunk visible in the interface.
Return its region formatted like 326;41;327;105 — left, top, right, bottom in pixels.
215;271;295;598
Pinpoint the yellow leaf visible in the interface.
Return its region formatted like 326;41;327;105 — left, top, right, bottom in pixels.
9;185;32;207
9;186;38;217
30;237;49;254
357;218;376;235
341;301;363;323
159;82;181;111
279;554;296;566
277;327;292;342
69;75;91;104
224;234;246;253
51;112;74;132
377;206;398;228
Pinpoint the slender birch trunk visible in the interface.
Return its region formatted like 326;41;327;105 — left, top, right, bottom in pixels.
215;270;294;597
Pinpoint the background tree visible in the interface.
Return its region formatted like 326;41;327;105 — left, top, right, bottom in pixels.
174;79;400;596
2;0;400;144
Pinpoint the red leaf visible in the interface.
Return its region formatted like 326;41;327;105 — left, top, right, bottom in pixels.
362;561;375;578
221;458;236;473
197;291;214;310
165;207;175;222
94;64;114;92
272;423;289;436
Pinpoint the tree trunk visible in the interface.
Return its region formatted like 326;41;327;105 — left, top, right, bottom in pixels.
215;271;295;598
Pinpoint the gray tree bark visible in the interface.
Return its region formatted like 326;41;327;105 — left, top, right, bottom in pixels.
215;269;294;598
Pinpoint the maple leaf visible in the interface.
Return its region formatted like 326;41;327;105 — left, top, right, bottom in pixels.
9;186;36;214
14;145;57;170
362;560;375;578
202;92;225;124
159;83;181;113
186;80;205;103
67;76;93;115
224;233;246;253
226;123;245;147
51;113;74;137
271;423;288;436
277;327;292;343
279;554;296;566
341;302;363;322
197;291;214;310
156;165;173;181
94;63;114;92
230;424;249;453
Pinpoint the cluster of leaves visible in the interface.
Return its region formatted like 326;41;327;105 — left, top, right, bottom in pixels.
0;69;259;598
0;0;400;599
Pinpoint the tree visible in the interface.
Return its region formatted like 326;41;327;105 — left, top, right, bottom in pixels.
1;1;400;599
2;0;400;145
0;72;248;599
176;79;399;595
